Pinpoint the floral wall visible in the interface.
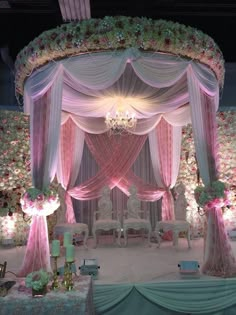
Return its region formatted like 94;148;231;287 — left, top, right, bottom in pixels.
0;110;31;244
0;110;56;244
1;109;236;244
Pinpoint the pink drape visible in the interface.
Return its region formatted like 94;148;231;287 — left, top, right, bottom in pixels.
57;118;85;223
155;118;175;221
18;216;50;276
199;94;236;276
149;118;182;240
68;133;165;200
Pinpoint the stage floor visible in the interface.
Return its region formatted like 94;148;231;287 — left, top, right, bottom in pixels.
2;236;236;284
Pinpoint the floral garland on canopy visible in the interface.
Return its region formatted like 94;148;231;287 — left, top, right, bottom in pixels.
194;180;230;210
15;15;224;98
20;187;60;217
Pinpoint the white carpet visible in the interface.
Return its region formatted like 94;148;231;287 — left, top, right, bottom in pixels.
2;236;236;284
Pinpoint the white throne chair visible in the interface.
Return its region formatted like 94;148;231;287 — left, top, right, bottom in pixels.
155;183;191;248
53;185;89;248
123;185;151;246
92;186;121;248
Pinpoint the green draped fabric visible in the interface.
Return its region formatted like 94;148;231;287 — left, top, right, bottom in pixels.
94;278;236;315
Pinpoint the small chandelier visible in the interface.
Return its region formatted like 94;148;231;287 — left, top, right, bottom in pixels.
105;111;137;135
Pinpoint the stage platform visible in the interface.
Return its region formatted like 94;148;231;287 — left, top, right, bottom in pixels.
1;237;208;283
2;237;236;314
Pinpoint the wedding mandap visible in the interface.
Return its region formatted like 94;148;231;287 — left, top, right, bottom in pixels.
14;16;236;281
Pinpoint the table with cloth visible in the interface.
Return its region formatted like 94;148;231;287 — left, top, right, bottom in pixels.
0;275;94;315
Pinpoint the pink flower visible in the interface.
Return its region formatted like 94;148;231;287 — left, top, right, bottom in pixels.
37;194;44;201
206;202;213;209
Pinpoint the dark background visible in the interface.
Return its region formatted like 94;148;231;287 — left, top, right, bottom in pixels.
0;0;236;108
0;0;236;62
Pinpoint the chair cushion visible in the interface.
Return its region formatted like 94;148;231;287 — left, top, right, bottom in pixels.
93;220;121;231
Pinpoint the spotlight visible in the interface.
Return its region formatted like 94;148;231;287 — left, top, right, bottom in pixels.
79;259;100;279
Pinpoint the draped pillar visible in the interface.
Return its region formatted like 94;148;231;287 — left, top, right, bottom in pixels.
188;66;236;277
18;74;62;276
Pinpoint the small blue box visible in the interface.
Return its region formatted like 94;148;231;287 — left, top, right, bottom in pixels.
178;261;200;274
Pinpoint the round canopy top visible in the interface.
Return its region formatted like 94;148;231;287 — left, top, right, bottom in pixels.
15;15;225;96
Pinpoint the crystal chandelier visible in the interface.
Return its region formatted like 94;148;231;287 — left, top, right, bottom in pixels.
105;111;137;135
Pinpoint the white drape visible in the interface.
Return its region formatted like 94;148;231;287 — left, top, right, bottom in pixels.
24;49;219;134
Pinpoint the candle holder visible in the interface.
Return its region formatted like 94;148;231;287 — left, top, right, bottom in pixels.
51;256;60;290
62;260;74;291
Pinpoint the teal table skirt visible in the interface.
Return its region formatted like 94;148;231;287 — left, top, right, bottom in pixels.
94;278;236;315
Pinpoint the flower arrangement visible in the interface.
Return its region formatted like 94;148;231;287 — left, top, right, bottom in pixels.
20;187;60;216
25;269;50;291
194;180;230;210
0;187;25;217
15;16;224;97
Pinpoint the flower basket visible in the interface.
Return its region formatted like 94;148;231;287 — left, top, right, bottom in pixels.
194;180;230;210
20;187;60;216
32;285;47;297
25;269;50;297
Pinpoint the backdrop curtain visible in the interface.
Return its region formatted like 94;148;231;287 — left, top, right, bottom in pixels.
73;139;160;232
67;133;164;200
84;133;165;200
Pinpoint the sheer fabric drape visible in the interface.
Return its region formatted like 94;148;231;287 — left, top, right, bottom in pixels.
56;117;85;223
84;133;165;200
149;118;182;221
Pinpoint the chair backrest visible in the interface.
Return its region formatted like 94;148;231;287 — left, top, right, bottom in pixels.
0;261;7;278
56;184;67;224
127;185;141;219
174;183;187;220
98;186;113;220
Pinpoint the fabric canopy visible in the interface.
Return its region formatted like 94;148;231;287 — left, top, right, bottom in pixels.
18;46;236;278
24;48;218;134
